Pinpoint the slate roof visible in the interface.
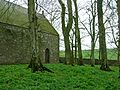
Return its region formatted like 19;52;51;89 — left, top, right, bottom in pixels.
0;0;58;35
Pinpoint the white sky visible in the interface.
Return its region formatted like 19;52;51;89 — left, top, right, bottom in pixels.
7;0;118;50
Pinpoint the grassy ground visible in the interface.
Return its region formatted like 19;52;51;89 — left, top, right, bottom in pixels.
0;64;120;90
60;49;118;60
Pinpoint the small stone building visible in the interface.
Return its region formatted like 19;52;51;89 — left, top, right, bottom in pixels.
0;0;59;64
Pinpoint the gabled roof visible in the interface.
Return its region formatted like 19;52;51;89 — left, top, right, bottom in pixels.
0;0;58;35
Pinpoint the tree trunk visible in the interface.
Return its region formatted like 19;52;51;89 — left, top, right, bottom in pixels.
117;0;120;78
73;0;83;65
64;32;72;64
58;0;66;64
66;0;73;65
58;0;73;65
71;34;74;65
90;0;96;67
90;38;95;66
28;0;53;73
71;37;74;62
97;0;111;71
75;30;77;63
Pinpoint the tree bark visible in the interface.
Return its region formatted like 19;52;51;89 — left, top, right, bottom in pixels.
58;0;73;65
97;0;111;71
117;0;120;78
73;0;83;65
71;33;74;65
90;0;96;67
71;37;74;61
90;37;95;67
75;30;77;63
28;0;53;73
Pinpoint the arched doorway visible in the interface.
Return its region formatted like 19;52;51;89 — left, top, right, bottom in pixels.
45;48;50;63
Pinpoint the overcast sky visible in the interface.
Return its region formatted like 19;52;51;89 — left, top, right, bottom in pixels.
7;0;118;50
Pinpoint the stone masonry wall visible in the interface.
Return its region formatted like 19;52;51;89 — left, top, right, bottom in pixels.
0;22;59;64
39;32;59;63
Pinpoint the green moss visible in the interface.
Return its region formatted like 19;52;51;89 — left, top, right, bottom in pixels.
0;0;58;35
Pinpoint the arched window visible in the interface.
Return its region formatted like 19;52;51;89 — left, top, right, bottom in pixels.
45;48;50;63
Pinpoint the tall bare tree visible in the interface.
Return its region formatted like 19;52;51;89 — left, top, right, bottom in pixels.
28;0;53;73
79;0;98;66
97;0;111;71
58;0;73;65
90;0;97;67
84;0;97;66
73;0;83;65
117;0;120;78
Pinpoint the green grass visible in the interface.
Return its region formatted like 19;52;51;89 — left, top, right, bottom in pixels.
60;49;118;60
0;64;120;90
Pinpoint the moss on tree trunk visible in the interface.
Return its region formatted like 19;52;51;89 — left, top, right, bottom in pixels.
28;0;53;73
97;0;111;71
117;0;120;78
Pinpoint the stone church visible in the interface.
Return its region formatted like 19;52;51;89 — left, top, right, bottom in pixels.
0;0;59;64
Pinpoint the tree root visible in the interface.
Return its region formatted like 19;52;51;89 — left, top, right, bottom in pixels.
91;64;95;67
28;64;54;73
78;63;84;66
100;64;112;71
118;76;120;79
28;59;54;73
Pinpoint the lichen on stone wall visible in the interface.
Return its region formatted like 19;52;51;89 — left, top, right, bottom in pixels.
0;22;59;64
